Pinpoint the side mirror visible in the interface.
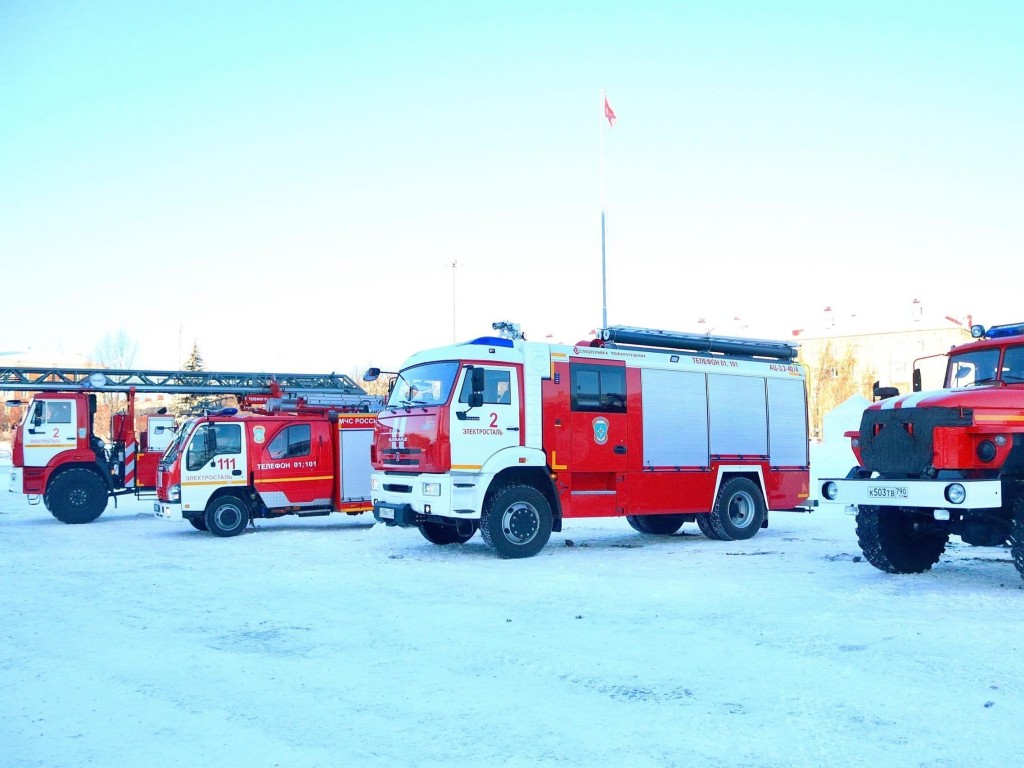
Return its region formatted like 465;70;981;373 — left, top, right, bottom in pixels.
912;369;922;392
468;393;484;408
873;381;900;401
363;367;381;383
471;367;486;394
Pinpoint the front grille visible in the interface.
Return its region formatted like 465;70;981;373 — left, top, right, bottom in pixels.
383;483;413;494
381;447;423;467
859;406;971;475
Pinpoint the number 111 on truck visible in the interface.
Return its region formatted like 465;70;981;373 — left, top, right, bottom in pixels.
366;322;811;558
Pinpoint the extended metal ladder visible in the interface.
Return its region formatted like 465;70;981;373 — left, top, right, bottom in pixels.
0;366;369;396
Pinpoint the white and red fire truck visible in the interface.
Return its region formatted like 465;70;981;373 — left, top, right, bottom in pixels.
821;320;1024;581
367;321;811;558
4;366;371;525
154;389;383;537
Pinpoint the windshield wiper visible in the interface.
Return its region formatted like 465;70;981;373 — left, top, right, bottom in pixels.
393;398;430;411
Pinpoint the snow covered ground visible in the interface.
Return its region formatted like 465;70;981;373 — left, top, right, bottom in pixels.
3;450;1024;768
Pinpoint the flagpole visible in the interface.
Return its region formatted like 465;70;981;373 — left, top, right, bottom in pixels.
600;89;608;330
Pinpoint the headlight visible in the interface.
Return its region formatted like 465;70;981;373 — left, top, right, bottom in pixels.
822;481;839;501
169;484;180;502
945;483;966;504
371;476;381;491
422;482;441;497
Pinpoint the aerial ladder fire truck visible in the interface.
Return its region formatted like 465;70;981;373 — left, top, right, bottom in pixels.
3;366;380;525
367;321;811;558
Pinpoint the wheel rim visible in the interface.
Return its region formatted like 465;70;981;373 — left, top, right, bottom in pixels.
728;491;756;528
214;503;244;530
501;501;540;545
68;488;89;509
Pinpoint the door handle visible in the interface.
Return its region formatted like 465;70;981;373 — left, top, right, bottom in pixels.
614;445;627;454
232;469;242;476
506;427;519;431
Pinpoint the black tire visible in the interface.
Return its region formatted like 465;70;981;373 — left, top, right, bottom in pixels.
480;484;553;559
188;517;209;532
44;468;108;524
1011;497;1024;584
855;504;948;574
204;496;250;538
708;477;766;541
419;520;477;545
696;513;723;540
626;514;686;535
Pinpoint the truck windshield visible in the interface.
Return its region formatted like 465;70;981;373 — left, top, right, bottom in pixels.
387;361;459;407
162;418;194;463
947;349;1001;388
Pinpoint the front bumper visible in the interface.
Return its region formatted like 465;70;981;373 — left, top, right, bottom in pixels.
371;471;484;526
154;501;184;522
373;502;419;527
821;477;1002;509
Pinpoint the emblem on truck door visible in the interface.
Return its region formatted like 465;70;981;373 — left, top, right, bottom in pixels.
592;416;609;445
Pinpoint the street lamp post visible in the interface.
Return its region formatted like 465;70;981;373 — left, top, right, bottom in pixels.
450;259;461;342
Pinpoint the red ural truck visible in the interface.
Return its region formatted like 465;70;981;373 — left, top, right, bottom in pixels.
367;322;811;558
154;390;383;537
4;366;368;524
821;321;1024;580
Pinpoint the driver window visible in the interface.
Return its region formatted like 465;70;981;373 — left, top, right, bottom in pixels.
186;423;242;471
458;369;513;405
45;401;72;424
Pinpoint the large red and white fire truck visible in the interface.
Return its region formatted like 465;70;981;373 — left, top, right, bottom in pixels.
367;321;811;558
154;388;383;537
3;366;372;525
821;320;1024;581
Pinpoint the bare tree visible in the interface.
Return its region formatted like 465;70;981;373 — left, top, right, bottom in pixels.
92;330;139;370
349;364;391;398
801;339;876;439
89;330;141;442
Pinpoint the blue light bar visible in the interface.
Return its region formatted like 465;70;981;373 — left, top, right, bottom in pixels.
984;323;1024;339
467;336;514;347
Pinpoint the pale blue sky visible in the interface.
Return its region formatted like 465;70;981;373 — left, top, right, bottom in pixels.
2;1;1021;373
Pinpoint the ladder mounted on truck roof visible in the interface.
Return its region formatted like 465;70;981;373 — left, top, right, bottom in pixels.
599;325;799;362
242;391;385;414
0;366;368;396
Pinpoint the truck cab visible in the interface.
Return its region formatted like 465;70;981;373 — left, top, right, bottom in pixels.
8;392;111;523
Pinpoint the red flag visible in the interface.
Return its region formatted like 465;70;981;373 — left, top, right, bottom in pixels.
604;96;616;127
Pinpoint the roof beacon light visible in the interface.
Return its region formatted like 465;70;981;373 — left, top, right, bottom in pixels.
492;321;525;341
981;322;1024;340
